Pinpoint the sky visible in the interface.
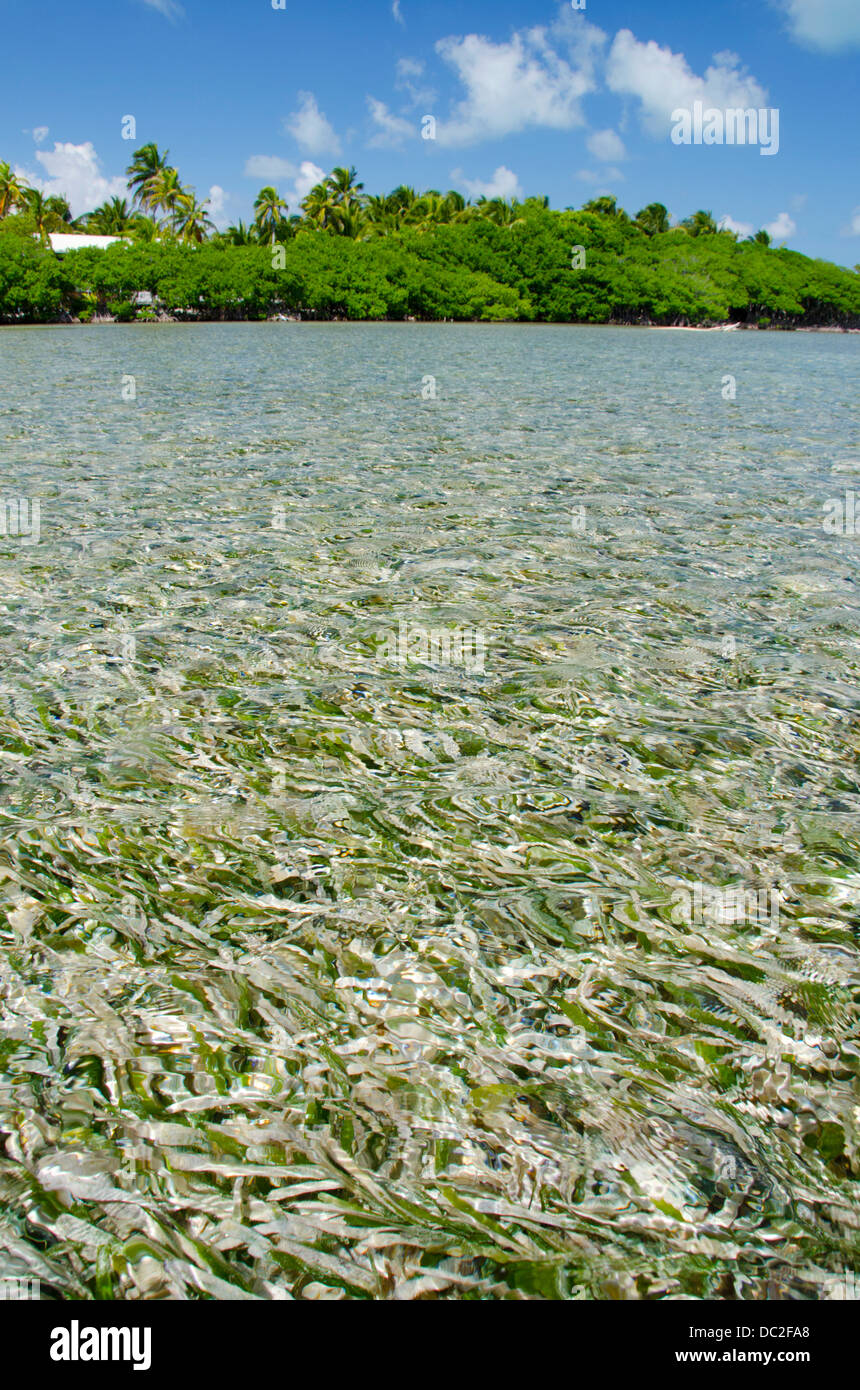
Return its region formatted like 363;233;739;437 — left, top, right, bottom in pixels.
2;0;859;264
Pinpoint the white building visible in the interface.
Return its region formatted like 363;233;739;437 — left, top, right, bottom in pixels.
48;233;124;254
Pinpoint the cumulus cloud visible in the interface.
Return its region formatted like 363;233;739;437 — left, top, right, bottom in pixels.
243;155;298;181
453;165;523;201
586;128;627;162
775;0;860;51
286;161;327;208
842;207;860;236
719;213;754;237
765;211;796;240
285;93;342;157
366;98;415;149
32;126;49;145
243;157;324;211
16;142;127;219
395;57;436;109
137;0;184;20
577;167;625;185
434;22;600;146
606;30;768;138
207;185;228;226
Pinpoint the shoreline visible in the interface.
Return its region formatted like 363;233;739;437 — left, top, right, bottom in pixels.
4;316;859;332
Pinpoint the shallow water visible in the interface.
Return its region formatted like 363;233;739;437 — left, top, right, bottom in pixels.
0;322;858;1300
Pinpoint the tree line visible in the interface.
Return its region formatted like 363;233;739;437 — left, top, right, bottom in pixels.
0;147;858;326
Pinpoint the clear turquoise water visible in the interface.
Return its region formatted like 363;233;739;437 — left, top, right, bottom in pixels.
0;323;858;1300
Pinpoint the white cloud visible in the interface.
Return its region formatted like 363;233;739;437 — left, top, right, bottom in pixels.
586;128;626;162
207;185;228;226
765;211;796;240
392;0;404;26
138;0;184;20
453;165;523;201
842;207;860;236
285;93;342;157
606;30;768;138
366;99;415;149
776;0;860;52
16;142;127;218
243;158;324;210
719;213;754;237
434;21;600;147
395;57;436;109
243;155;298;182
576;167;625;186
397;58;423;81
32;126;49;145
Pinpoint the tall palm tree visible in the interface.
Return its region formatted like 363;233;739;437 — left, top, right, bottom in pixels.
175;195;214;244
0;161;28;218
145;168;192;230
22;188;52;242
326;166;364;208
253;186;288;244
126;143;170;208
24;189;74;241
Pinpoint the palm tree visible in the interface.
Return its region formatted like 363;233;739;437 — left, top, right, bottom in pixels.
301;180;339;232
635;202;670;236
45;195;72;226
145;168;192;230
126;143;170;208
222;219;257;246
583;195;629;223
475;197;525;229
682;209;718;237
388;184;416;218
327;166;364;208
22;189;49;242
253;186;288;244
0;161;28;218
131;216;159;243
363;194;396;235
410;191;450;230
747;229;771;247
175;195;214;244
81;197;140;235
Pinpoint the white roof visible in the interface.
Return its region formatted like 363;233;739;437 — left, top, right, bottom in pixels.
49;233;124;253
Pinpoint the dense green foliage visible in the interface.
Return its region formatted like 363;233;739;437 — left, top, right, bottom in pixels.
0;224;72;322
0;153;858;326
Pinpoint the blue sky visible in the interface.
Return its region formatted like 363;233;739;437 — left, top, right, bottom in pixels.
3;0;859;263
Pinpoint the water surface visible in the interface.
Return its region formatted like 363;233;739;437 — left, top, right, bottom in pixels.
0;324;858;1300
